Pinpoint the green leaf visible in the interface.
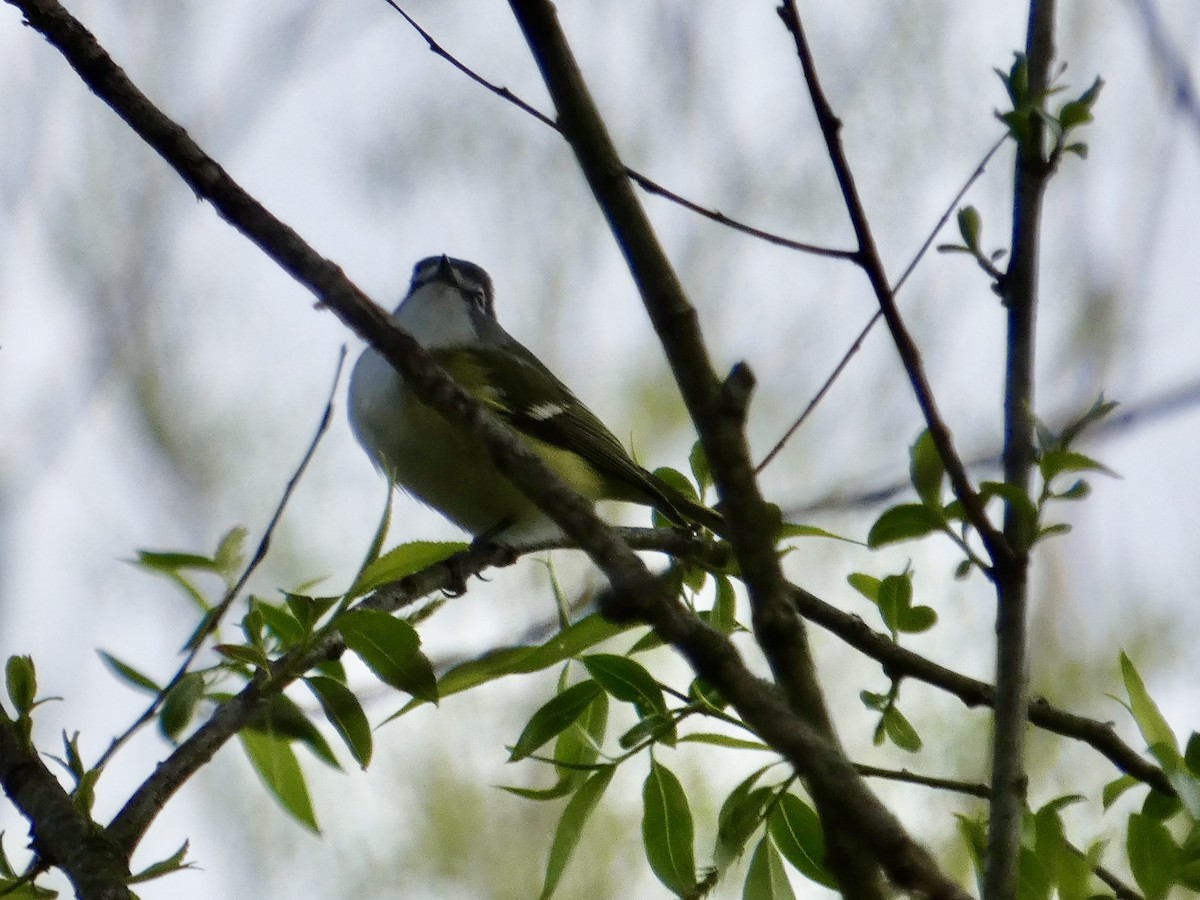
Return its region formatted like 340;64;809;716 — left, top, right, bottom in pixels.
248;694;340;770
213;526;248;586
709;575;738;634
1102;774;1139;810
768;793;835;887
957;206;982;253
388;614;632;719
555;689;609;776
5;656;36;716
284;593;339;633
688;441;712;493
775;523;854;543
896;604;937;633
714;769;774;870
583;655;669;720
846;573;880;603
252;599;305;647
643;760;697;897
1120;652;1178;755
909;430;945;507
979;481;1038;550
510;681;603;762
652;467;701;530
743;836;796;900
159;672;205;741
882;707;922;752
1039;448;1114;482
128;840;193;884
867;504;946;548
350;541;465;598
239;728;319;833
305;675;373;769
679;733;771;752
1127;812;1179;900
876;573;912;634
1186;732;1200;777
213;644;272;670
339;610;437;704
538;766;616;900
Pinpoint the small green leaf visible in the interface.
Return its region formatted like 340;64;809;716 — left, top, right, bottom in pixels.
339;610;437;704
305;675;373;769
350;541;465;598
510;681;603;762
743;836;796;900
979;481;1038;550
239;728;319;833
213;527;248;586
689;441;712;493
538;766;616;900
583;655;669;720
896;604;938;633
846;573;881;602
284;593;338;633
128;840;193;884
1120;652;1178;755
1102;774;1139;809
643;760;697;897
159;672;205;741
709;575;738;634
252;599;305;647
1039;448;1114;482
909;430;945;507
768;793;836;887
555;689;608;776
213;644;271;670
867;504;946;548
714;769;773;870
5;656;36;716
876;573;912;634
679;733;771;752
775;523;854;542
882;707;922;752
1186;732;1200;776
97;652;162;694
957;206;982;252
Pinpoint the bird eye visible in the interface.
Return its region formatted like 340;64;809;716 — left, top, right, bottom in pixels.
468;287;487;309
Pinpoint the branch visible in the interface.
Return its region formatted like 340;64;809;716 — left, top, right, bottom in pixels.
776;1;1011;574
789;584;1172;795
988;2;1057;895
381;0;853;260
503;3;966;897
0;718;131;899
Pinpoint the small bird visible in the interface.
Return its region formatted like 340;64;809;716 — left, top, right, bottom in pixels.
347;255;721;543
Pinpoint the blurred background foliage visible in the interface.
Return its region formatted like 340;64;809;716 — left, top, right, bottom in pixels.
1;1;1198;896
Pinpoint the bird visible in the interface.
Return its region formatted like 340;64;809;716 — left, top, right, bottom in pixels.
347;255;722;544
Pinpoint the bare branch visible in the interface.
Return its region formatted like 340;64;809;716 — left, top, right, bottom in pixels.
381;1;853;260
776;0;1011;574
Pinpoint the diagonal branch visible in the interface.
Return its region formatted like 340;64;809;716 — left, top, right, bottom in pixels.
776;0;1012;574
382;0;853;260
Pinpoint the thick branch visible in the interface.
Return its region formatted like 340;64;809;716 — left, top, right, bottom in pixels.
0;718;131;899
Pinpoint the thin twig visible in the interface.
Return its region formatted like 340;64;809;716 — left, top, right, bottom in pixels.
756;133;1007;474
93;349;345;775
381;0;853;261
854;763;991;799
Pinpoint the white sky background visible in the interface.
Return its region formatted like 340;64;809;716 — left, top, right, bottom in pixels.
1;1;1199;897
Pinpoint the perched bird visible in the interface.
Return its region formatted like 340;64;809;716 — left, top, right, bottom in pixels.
348;255;721;543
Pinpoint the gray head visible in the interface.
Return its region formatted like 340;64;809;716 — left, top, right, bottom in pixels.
409;255;496;319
